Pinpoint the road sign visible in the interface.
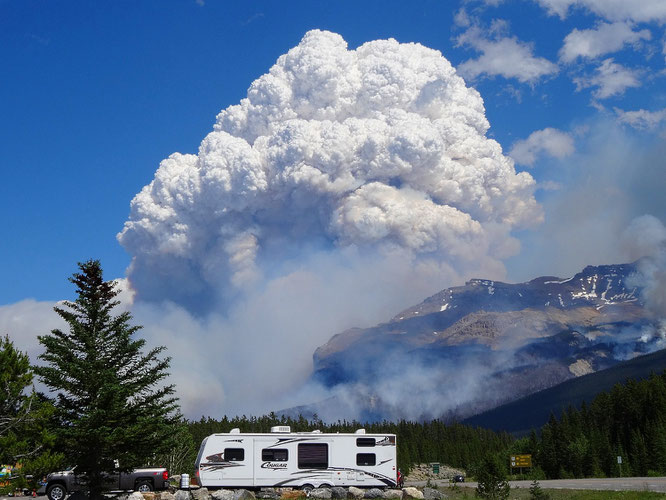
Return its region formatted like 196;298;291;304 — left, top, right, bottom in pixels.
510;454;532;467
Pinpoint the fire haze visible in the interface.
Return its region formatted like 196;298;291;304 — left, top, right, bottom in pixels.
117;30;542;418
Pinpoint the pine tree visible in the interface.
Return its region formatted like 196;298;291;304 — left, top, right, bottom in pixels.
34;260;181;500
475;453;510;500
0;335;62;490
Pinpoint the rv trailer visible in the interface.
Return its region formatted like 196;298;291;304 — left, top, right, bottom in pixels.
194;426;397;490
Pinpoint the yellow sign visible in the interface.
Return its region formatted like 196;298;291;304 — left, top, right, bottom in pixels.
510;454;532;467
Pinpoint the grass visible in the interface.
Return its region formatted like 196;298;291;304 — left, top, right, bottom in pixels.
439;485;666;499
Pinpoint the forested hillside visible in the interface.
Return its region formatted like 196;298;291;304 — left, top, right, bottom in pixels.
187;371;666;479
525;371;666;478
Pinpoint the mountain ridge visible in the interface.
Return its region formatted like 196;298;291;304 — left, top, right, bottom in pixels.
283;262;660;423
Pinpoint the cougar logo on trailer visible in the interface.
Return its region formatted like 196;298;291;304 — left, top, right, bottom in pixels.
261;462;288;469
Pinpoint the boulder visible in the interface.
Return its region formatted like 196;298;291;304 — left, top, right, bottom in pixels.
382;490;402;499
127;493;145;500
141;493;156;500
175;490;191;500
330;487;347;499
192;487;211;500
233;490;256;500
401;488;423;500
422;489;443;500
363;489;384;499
161;493;177;500
309;489;332;499
256;489;280;500
348;487;365;499
212;490;235;500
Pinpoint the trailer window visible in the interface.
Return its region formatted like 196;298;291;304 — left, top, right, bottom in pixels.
356;453;376;466
262;448;288;461
298;443;328;469
225;448;245;461
356;438;375;447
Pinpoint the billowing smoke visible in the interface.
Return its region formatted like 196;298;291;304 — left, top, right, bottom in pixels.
623;214;666;348
117;30;541;417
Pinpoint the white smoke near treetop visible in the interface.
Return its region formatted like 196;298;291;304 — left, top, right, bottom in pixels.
117;30;542;416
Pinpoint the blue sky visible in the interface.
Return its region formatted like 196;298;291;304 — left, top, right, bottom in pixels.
3;0;666;417
2;0;665;301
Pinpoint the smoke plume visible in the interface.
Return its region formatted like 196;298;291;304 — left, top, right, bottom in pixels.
117;30;541;417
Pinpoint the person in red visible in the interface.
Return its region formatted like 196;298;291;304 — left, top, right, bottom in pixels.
397;469;404;488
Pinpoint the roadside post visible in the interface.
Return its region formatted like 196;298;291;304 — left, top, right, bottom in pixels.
617;456;622;477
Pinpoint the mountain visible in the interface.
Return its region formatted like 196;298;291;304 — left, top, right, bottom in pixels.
283;262;662;422
462;347;666;435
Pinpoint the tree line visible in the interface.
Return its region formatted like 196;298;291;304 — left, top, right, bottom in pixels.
512;371;666;479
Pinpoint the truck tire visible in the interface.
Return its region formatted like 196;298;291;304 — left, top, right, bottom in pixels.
301;484;314;493
135;480;153;492
46;483;67;500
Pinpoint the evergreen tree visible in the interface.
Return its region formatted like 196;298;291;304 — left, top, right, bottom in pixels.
475;453;510;500
0;335;63;492
34;260;181;500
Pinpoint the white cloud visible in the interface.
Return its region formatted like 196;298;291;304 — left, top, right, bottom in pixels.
615;107;666;130
116;30;543;416
559;22;651;62
456;26;559;83
509;127;575;166
535;0;666;23
574;58;642;99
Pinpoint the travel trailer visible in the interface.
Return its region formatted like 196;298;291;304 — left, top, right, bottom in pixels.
194;426;397;489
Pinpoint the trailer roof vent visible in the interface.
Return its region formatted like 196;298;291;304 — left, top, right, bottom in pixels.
355;429;366;434
271;426;291;433
229;428;241;434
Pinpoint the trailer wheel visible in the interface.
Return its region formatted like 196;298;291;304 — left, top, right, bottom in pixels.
135;480;153;492
301;484;314;493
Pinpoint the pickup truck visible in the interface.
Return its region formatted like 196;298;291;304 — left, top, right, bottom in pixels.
38;466;170;500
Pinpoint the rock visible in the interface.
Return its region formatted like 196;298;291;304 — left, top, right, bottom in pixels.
142;493;157;500
175;490;191;500
363;489;384;498
161;493;177;500
309;489;332;499
256;488;280;500
348;487;365;499
422;489;442;500
330;487;347;499
127;493;145;500
234;490;256;500
212;490;235;500
192;487;211;500
383;490;402;499
401;488;424;500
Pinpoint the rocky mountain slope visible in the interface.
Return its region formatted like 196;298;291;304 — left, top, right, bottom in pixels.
284;262;662;422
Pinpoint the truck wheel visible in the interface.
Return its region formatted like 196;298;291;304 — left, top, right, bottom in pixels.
135;480;153;492
301;484;314;493
46;484;67;500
